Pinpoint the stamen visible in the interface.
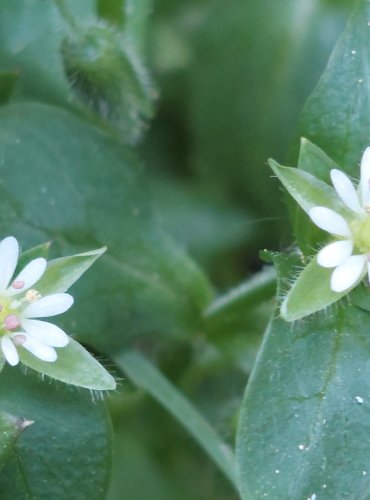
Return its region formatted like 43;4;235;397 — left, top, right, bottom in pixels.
13;334;27;346
4;314;20;330
25;290;41;303
12;280;25;290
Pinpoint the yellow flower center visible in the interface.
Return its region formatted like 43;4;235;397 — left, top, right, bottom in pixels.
351;216;370;253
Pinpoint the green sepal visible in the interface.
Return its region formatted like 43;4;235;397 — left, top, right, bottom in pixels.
19;337;116;390
281;256;360;321
297;138;340;182
16;242;51;273
35;247;106;295
269;159;352;220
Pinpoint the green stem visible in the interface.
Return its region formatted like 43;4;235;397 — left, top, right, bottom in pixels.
115;350;239;491
204;266;276;320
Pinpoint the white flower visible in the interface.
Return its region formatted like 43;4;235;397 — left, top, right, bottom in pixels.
0;237;73;366
309;147;370;293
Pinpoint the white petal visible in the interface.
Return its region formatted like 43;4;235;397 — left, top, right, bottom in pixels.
330;169;362;213
22;335;57;362
21;319;69;347
1;336;19;366
7;258;47;296
0;237;19;291
23;293;74;318
360;147;370;205
309;207;351;237
317;240;353;268
330;255;366;292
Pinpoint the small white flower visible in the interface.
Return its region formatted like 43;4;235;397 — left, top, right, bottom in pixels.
0;237;73;366
309;147;370;293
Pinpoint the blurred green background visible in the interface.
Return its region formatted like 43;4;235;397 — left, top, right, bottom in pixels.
106;1;350;498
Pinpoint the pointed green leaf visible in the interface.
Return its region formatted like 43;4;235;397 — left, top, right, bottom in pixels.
35;247;106;295
19;338;116;390
269;159;351;220
116;350;238;490
237;296;370;499
281;257;350;321
301;0;370;170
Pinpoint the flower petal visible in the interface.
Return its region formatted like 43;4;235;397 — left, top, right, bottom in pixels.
1;336;19;366
7;258;47;296
330;255;366;292
360;147;370;205
317;240;353;268
21;319;69;347
0;237;19;291
330;169;362;213
309;207;351;237
23;293;74;318
22;335;57;362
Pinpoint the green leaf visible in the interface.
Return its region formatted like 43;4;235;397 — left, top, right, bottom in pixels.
301;0;370;170
281;256;350;321
236;271;370;499
19;337;116;390
0;102;212;353
0;367;112;499
0;411;31;473
116;350;238;490
35;247;106;295
269;159;352;220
